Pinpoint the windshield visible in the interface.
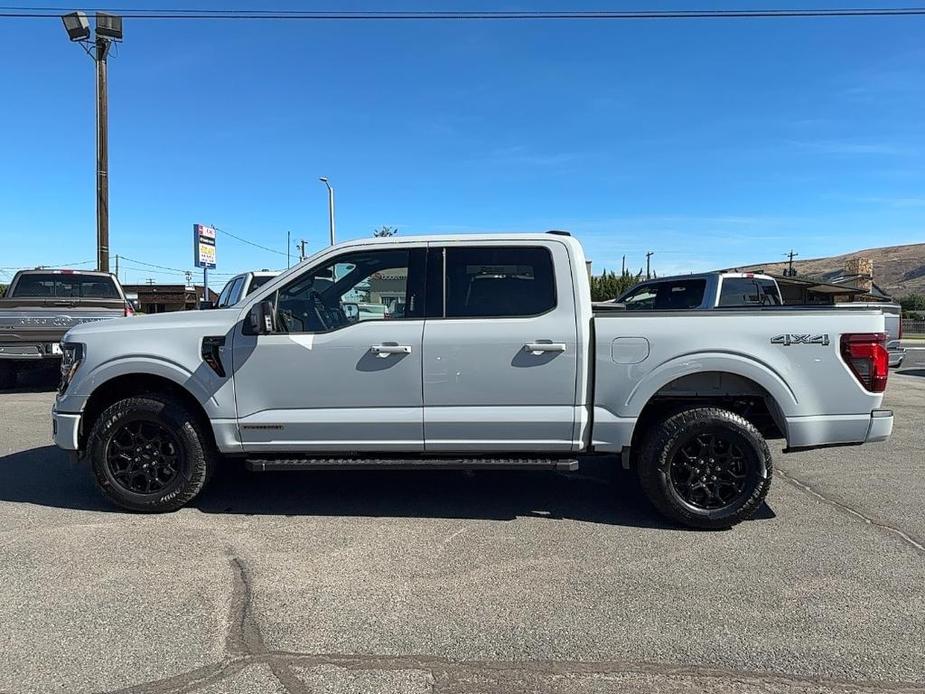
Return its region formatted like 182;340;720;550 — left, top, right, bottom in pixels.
247;275;276;295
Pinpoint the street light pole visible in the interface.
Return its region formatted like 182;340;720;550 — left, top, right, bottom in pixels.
319;177;336;246
95;36;110;274
62;11;122;274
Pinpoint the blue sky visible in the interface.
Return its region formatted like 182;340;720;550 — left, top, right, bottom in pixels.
1;1;924;287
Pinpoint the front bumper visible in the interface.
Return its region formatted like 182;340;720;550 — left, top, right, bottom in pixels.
52;408;81;451
0;342;62;360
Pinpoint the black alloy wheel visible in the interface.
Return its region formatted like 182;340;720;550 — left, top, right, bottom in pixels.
636;407;773;529
668;431;749;511
87;395;214;512
105;420;182;495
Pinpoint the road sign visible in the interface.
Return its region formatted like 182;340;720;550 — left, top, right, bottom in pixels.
194;224;216;269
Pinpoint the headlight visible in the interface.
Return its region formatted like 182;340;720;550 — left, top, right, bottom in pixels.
59;342;84;394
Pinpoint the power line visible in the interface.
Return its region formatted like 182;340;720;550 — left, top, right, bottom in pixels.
0;259;96;270
211;225;289;257
3;6;925;20
117;254;188;273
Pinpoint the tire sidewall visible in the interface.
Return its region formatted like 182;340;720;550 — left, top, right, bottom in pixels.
89;397;207;512
639;408;772;529
658;419;767;523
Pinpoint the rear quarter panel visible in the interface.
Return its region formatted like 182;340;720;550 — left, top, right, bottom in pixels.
592;309;887;447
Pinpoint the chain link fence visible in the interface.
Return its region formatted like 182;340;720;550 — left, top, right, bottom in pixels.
902;319;925;336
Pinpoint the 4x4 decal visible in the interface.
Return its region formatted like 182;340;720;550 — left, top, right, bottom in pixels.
770;334;830;346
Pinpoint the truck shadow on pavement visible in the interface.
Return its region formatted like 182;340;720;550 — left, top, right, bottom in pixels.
0;446;776;530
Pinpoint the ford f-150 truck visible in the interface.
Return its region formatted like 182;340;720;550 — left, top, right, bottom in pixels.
0;269;132;388
52;233;894;528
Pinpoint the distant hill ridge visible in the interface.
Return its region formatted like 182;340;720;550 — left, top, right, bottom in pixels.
740;242;925;296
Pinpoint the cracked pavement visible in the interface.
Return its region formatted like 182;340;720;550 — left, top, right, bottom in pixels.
0;370;923;693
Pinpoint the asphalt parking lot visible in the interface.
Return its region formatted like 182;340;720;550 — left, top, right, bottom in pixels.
0;352;923;694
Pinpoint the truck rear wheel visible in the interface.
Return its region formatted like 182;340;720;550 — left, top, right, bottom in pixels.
636;407;772;529
87;395;214;512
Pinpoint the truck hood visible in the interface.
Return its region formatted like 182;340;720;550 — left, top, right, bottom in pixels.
64;308;241;341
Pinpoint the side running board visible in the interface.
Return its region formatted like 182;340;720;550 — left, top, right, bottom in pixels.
245;457;579;472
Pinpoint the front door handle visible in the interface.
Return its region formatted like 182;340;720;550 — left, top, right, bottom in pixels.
524;342;567;354
371;344;412;357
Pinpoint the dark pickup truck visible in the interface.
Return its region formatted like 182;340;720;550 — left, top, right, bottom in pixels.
0;269;131;388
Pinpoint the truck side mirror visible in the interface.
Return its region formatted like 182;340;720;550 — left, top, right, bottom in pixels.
244;300;276;335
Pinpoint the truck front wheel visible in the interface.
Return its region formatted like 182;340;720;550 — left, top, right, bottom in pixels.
636;407;772;529
86;395;214;512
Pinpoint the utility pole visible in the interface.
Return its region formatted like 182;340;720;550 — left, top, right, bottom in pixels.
145;278;154;285
621;255;626;275
114;254;119;280
62;12;123;274
319;177;336;246
296;239;308;261
645;251;654;280
287;230;291;267
785;249;799;277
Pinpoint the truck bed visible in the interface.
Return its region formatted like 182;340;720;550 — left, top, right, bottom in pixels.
590;306;890;451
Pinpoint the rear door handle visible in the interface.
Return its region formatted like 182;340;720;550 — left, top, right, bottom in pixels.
371;344;412;357
524;342;567;354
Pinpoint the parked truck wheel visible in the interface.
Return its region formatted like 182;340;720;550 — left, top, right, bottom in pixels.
0;363;16;390
637;407;772;530
87;395;214;513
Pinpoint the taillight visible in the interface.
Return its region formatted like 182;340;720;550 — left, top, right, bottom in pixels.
840;333;888;393
124;303;135;317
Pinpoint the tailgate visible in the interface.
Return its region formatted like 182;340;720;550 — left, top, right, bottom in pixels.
0;303;125;345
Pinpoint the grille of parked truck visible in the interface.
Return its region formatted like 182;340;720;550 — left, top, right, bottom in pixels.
51;233;893;528
0;269;132;389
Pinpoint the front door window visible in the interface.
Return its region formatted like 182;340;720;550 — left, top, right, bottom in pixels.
273;248;423;333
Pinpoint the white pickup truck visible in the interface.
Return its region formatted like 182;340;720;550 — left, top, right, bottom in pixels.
52;233;894;528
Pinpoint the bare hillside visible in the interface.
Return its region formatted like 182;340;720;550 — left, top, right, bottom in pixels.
740;243;925;296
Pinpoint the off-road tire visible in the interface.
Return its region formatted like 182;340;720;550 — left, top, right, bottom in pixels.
87;395;214;512
637;407;772;530
0;363;17;390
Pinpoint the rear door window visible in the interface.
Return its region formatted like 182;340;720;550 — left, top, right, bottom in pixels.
440;246;556;318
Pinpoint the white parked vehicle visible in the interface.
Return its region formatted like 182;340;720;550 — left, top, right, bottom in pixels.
617;274;905;367
615;272;783;310
52;233;893;528
214;271;280;308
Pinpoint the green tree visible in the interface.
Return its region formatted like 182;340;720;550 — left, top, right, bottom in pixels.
373;226;398;237
898;293;925;316
0;284;6;298
590;269;641;302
